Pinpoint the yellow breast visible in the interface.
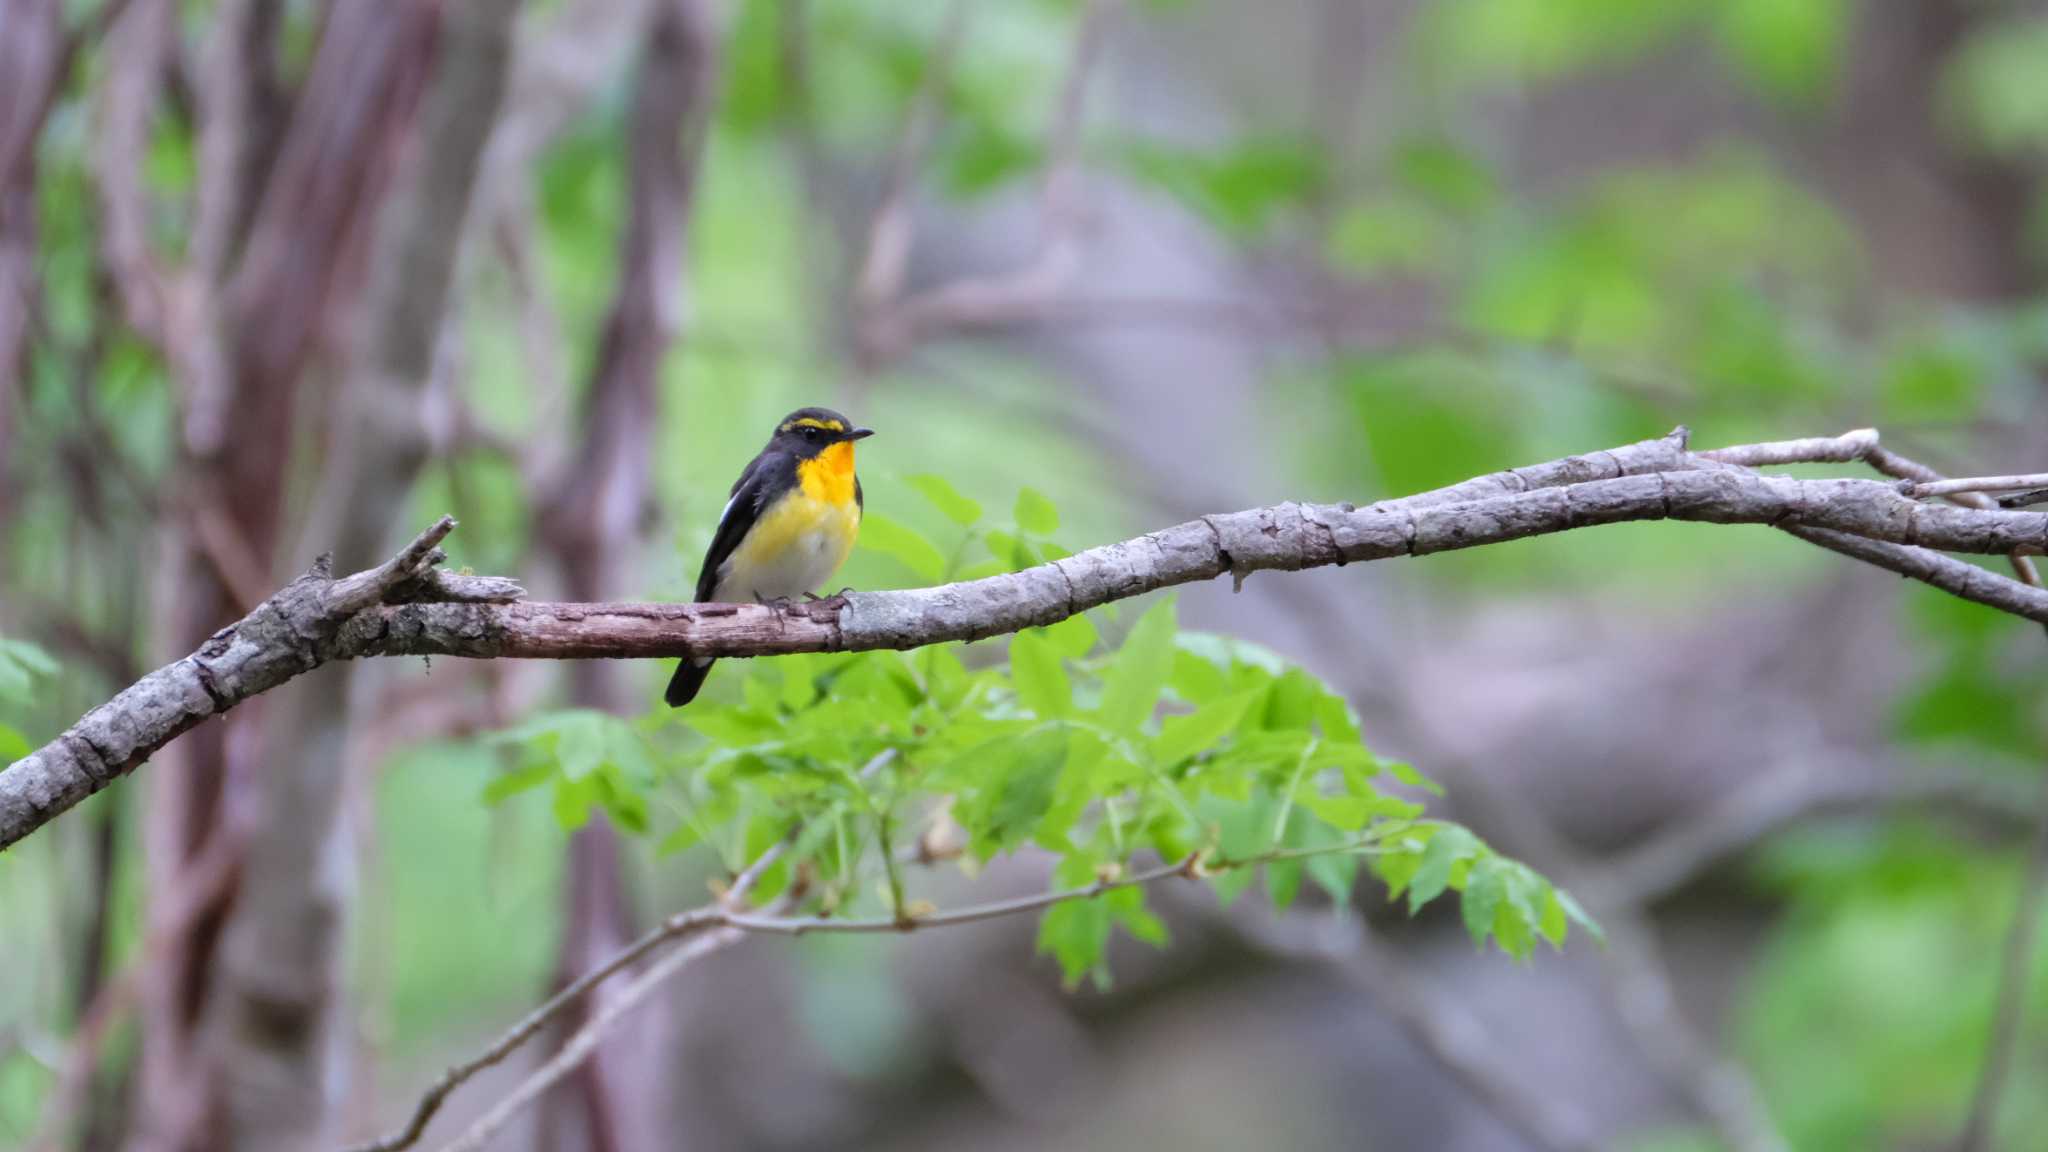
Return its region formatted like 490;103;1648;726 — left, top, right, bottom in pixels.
718;446;861;601
799;441;859;505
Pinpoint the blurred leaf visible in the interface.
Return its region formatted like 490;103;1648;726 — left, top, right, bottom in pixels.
1009;630;1071;719
1042;613;1097;659
1330;194;1449;276
1393;138;1499;216
1426;0;1703;83
1265;856;1304;909
1154;689;1258;765
1942;18;2048;156
1461;857;1509;951
1114;136;1323;238
859;512;949;583
556;712;605;781
1879;337;1984;425
1713;0;1845;106
480;761;554;805
946;125;1043;197
1014;487;1060;536
1037;895;1111;989
0;639;57;705
1386;760;1444;796
1409;825;1480;913
906;474;984;526
1098;598;1177;733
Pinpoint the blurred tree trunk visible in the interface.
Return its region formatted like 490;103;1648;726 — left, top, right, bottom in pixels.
533;1;719;1148
198;2;519;1150
126;4;442;1150
0;0;64;516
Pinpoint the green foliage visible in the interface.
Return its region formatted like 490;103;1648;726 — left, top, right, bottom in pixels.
1740;822;2045;1150
1712;0;1846;106
1942;17;2048;157
1422;0;1853;107
484;493;1588;991
1114;136;1325;240
0;638;56;769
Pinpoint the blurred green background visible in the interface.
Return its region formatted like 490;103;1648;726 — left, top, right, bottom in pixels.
3;0;2047;1149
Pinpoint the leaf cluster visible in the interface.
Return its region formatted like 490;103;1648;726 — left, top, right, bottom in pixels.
483;487;1592;988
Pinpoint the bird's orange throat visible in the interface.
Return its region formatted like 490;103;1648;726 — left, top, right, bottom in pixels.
798;441;858;506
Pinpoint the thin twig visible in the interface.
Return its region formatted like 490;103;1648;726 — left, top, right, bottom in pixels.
347;750;898;1152
1697;428;1880;467
851;0;971;317
865;0;1116;359
1903;473;2048;500
1959;763;2048;1152
408;837;1384;1152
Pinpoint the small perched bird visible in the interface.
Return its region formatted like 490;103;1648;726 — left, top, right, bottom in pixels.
665;406;873;707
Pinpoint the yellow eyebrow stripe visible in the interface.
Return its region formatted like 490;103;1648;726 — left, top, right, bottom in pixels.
784;417;846;433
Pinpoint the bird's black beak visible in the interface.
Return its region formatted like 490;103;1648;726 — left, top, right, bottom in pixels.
845;427;876;441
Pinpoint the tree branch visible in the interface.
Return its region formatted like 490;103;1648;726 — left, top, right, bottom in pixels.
414;838;1382;1152
7;429;2048;855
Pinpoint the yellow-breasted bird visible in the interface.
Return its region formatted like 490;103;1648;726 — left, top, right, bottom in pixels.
665;406;873;707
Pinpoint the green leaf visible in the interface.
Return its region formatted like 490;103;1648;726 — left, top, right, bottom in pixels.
1555;888;1605;943
1115;136;1323;238
0;639;56;678
957;728;1067;856
859;513;949;583
1013;488;1060;535
552;775;597;831
1305;851;1359;905
983;530;1036;572
1713;0;1844;105
1037;896;1112;989
1943;19;2048;155
480;761;555;805
1008;630;1071;719
1386;760;1444;796
1461;857;1508;951
1170;649;1229;706
1331;194;1447;276
1408;825;1479;914
906;474;984;526
1265;857;1304;909
1153;689;1258;765
1106;886;1169;947
1042;613;1097;659
555;712;606;781
0;724;28;766
1538;885;1569;948
1098;598;1177;733
1392;137;1497;216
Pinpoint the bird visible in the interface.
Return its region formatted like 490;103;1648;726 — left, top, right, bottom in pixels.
665;406;873;707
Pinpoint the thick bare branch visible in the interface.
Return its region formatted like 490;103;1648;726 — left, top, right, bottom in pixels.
7;431;2048;854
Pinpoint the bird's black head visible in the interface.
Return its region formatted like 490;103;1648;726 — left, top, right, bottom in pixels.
769;407;874;458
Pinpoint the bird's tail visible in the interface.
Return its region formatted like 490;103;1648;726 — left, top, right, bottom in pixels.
665;657;715;707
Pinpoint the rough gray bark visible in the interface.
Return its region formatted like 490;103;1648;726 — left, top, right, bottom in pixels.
7;429;2048;854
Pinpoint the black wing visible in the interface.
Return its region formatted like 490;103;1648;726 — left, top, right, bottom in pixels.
692;450;786;602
